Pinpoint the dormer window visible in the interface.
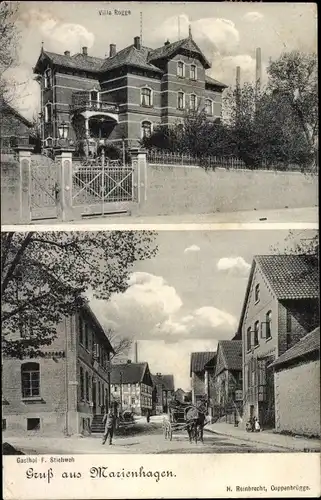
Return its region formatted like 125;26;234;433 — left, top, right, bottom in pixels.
44;68;52;89
190;94;197;111
190;64;197;80
141;87;152;107
177;61;185;78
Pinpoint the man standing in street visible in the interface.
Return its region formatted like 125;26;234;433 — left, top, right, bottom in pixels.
102;410;116;445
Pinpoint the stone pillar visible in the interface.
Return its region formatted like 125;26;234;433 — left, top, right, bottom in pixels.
16;146;34;223
130;148;147;207
54;147;75;221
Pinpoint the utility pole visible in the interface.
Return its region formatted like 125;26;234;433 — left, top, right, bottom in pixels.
120;371;123;414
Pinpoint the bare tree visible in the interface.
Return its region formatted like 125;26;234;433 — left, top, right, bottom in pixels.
0;2;20;103
106;329;133;363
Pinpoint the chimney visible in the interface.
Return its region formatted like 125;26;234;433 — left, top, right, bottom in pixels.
109;43;116;57
134;36;141;50
134;341;138;363
164;40;170;46
255;47;261;91
64;50;70;56
127;359;132;364
82;46;88;56
236;66;241;89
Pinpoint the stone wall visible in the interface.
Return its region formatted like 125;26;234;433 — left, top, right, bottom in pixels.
274;359;320;437
141;164;318;216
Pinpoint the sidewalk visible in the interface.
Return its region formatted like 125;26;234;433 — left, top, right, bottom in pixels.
205;422;320;452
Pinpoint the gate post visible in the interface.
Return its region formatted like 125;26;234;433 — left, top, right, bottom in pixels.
130;148;147;209
55;147;75;221
16;146;34;223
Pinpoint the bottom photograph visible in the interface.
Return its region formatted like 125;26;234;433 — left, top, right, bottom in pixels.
1;228;320;455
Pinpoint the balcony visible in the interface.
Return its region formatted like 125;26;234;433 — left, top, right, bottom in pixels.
70;92;119;115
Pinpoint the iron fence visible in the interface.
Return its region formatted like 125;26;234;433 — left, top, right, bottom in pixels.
146;150;303;171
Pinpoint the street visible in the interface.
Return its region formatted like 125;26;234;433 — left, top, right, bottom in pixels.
3;421;289;455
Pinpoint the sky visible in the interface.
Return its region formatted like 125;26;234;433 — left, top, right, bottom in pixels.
8;2;317;120
89;228;316;391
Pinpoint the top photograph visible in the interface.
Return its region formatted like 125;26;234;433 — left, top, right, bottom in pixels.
0;2;318;225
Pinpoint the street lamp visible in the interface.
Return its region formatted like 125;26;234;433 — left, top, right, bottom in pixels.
58;121;69;140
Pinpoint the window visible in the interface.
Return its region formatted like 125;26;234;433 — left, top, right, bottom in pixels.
84;322;89;350
205;99;213;115
254;321;259;346
90;90;99;105
177;61;185;78
141;87;152;107
190;64;197;80
27;418;40;431
141;121;152;138
266;311;272;339
190;94;197;110
78;315;84;345
131;397;135;405
44;68;51;89
21;363;40;398
177;91;185;110
254;284;260;302
45;137;53;147
44;103;52;123
2;419;6;431
246;327;252;351
80;367;85;400
85;371;89;402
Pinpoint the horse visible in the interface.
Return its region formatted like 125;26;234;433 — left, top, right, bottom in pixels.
185;402;207;444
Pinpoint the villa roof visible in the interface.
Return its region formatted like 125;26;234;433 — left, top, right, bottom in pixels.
205;75;228;89
100;44;162;73
269;327;320;369
148;36;211;69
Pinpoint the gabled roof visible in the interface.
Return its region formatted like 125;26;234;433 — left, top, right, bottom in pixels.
255;255;319;300
190;351;216;375
215;340;242;376
237;254;319;335
34;50;104;73
148;36;211;69
269;327;320;369
100;45;162;73
205;75;228;89
151;374;175;391
1;100;33;128
110;362;150;385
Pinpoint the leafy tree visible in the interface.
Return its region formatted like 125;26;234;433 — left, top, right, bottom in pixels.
1;231;158;358
267;51;318;169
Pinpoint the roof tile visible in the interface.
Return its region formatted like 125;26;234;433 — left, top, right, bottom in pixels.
110;362;148;384
190;352;216;374
255;254;319;300
270;327;320;368
215;340;242;376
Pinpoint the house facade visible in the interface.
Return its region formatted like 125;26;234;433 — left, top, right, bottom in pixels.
190;351;216;408
33;30;227;155
270;326;320;437
110;361;153;416
0;100;34;153
239;254;319;429
2;304;114;435
213;340;243;423
151;373;175;414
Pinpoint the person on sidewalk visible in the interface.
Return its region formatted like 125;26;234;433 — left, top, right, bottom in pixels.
254;417;261;432
102;410;116;445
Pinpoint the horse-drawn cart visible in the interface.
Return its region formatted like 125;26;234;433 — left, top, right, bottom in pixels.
163;401;208;443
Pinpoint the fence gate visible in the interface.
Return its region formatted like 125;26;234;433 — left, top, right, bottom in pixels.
71;161;135;216
30;163;59;220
